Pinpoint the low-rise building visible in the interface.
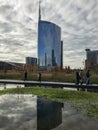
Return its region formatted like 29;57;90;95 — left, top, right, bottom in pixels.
26;57;37;66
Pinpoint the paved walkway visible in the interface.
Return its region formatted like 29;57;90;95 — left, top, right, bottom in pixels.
0;79;98;89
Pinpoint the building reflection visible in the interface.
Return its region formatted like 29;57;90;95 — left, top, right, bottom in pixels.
0;88;63;130
37;97;63;130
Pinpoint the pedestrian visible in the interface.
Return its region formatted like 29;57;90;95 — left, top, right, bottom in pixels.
24;71;28;80
79;70;84;85
38;72;41;82
76;69;80;85
86;69;90;85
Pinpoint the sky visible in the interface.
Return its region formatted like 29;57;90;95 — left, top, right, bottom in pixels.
0;0;98;69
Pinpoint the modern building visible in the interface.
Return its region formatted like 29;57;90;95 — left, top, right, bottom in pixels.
0;61;24;71
26;57;37;66
85;49;98;69
38;2;63;71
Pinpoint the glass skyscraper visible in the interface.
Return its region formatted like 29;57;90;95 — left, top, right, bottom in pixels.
38;3;62;70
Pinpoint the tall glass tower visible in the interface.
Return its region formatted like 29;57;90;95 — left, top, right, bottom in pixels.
38;2;62;70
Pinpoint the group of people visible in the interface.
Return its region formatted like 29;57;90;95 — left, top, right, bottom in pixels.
76;69;90;85
24;69;90;85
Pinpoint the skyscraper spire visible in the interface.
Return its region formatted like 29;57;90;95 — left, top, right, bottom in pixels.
39;0;41;21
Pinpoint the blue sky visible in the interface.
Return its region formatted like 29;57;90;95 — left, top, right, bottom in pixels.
0;0;98;68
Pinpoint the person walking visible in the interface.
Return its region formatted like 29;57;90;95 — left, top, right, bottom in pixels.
79;70;84;85
24;71;28;80
86;70;90;85
76;69;80;85
38;72;42;82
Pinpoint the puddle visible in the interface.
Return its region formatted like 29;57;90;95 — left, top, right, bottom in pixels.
0;84;24;90
0;94;98;130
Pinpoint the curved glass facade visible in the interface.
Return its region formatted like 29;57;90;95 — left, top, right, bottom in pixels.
38;20;61;69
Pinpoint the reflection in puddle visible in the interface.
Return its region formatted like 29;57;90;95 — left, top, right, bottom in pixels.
37;97;63;130
0;84;24;90
0;94;37;130
0;94;98;130
0;83;77;91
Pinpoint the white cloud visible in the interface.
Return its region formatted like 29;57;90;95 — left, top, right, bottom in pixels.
0;0;98;68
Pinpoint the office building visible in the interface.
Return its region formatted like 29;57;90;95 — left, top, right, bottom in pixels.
0;61;24;70
85;49;98;69
38;2;63;70
26;57;37;66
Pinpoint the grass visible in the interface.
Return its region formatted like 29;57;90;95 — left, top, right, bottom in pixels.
0;86;98;118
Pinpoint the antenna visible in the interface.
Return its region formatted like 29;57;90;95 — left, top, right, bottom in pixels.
39;0;41;21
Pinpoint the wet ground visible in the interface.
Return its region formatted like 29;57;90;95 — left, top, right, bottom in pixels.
0;94;98;130
0;83;24;90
